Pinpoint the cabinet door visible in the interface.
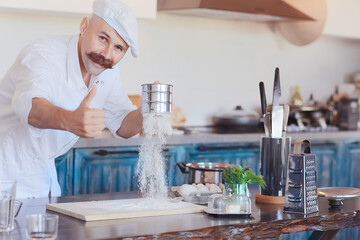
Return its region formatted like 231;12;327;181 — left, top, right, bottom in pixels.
171;143;260;186
73;146;177;195
311;142;338;187
73;147;140;195
166;146;188;187
55;150;74;196
342;141;360;188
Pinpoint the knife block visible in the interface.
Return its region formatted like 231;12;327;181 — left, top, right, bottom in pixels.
259;137;291;197
283;140;319;215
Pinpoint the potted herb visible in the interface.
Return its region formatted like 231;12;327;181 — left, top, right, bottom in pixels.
223;165;266;196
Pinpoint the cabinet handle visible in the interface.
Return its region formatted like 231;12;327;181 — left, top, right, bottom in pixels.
94;150;139;156
93;149;170;156
311;142;336;147
196;144;258;151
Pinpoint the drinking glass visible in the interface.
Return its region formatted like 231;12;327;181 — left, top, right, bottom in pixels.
26;214;59;240
0;180;17;232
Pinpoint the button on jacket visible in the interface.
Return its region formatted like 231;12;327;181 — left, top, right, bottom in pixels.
0;35;136;199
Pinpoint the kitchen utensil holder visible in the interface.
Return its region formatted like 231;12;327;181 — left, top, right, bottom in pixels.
284;140;319;215
259;137;291;196
141;83;173;114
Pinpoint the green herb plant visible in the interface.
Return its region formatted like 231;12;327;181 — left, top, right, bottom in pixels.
222;165;266;194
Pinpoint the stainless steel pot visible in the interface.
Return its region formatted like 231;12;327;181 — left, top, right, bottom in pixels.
177;162;231;184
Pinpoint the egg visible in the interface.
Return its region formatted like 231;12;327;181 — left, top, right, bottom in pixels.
196;184;209;193
196;183;204;188
178;184;197;196
209;185;222;193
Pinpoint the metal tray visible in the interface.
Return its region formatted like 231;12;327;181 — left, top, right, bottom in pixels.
204;208;251;218
317;187;360;199
317;187;360;207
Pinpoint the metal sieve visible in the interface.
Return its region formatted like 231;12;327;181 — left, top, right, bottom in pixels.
141;83;173;114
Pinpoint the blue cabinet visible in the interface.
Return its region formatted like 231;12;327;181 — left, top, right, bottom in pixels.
165;145;187;187
311;142;339;187
73;147;140;195
54;140;358;196
310;140;360;188
55;150;74;196
55;143;261;195
342;141;360;188
185;143;261;172
71;146;179;195
171;143;261;186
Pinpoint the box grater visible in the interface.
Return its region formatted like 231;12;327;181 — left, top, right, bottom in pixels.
284;140;319;215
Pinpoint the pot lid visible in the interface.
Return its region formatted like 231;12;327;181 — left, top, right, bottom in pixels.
186;162;231;171
216;106;260;120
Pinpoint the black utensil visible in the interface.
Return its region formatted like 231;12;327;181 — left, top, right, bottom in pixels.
259;81;267;116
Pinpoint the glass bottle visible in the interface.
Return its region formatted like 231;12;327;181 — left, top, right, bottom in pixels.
291;85;303;106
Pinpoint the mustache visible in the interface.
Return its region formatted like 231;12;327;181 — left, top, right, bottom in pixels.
86;52;113;69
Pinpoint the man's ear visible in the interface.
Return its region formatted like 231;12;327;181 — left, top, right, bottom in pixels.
80;17;89;35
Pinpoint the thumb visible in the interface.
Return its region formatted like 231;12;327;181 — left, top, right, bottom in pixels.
82;85;97;107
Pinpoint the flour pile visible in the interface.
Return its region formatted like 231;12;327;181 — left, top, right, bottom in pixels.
136;113;172;199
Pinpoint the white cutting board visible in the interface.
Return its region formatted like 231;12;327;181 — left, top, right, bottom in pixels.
46;198;206;221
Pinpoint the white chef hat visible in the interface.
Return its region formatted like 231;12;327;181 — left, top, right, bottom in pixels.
92;0;139;57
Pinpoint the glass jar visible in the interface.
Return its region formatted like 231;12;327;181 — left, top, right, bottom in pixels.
224;183;251;197
207;183;251;214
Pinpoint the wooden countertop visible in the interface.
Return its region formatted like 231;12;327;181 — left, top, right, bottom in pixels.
9;186;360;239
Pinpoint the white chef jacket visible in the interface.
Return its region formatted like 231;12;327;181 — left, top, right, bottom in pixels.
0;35;136;199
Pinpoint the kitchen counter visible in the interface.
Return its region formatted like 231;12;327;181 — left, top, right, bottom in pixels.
8;186;360;239
74;129;360;148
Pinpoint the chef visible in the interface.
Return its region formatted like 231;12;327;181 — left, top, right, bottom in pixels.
0;0;142;198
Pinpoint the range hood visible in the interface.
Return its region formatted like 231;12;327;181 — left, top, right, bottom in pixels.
157;0;316;21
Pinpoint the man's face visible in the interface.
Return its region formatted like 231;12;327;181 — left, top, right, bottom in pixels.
78;15;129;76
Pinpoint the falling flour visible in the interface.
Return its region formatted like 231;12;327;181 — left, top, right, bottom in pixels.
136;112;172;199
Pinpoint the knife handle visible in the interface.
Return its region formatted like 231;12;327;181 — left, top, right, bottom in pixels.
259;81;267;116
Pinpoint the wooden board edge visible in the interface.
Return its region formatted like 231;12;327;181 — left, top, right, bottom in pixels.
85;206;207;221
255;193;285;205
46;204;86;221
